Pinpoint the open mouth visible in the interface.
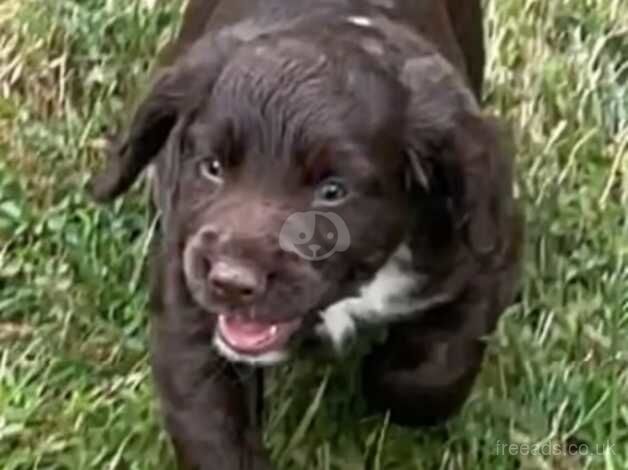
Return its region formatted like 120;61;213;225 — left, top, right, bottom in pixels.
217;315;303;355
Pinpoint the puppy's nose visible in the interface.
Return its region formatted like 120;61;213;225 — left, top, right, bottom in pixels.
209;260;265;305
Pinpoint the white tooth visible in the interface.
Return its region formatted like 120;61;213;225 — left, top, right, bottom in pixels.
270;325;278;336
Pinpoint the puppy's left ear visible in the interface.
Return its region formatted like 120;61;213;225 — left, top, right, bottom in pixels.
401;54;515;258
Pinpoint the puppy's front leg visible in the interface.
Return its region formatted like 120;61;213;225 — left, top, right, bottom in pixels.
151;326;272;470
361;316;486;428
317;244;453;353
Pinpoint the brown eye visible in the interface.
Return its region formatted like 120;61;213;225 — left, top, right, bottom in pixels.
315;178;348;205
199;158;224;183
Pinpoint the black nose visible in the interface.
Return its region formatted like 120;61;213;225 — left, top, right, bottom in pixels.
208;260;265;305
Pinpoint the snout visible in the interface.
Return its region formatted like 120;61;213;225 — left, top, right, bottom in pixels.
209;260;266;306
182;221;322;361
183;224;270;308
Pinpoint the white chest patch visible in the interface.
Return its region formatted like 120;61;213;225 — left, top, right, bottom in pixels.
213;334;288;366
317;243;452;352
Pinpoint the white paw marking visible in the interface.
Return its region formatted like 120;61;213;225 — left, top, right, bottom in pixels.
316;299;359;352
318;243;452;352
347;16;373;27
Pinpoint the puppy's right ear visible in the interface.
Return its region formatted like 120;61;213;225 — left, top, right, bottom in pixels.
89;37;236;202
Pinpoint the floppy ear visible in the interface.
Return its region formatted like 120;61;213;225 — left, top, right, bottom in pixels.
401;54;515;259
89;37;237;202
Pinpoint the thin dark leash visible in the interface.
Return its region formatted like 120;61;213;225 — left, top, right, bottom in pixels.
236;365;265;429
251;367;264;429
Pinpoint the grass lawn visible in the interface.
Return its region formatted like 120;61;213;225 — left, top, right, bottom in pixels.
1;0;627;468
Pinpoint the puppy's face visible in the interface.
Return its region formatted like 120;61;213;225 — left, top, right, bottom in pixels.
172;41;410;363
91;30;510;366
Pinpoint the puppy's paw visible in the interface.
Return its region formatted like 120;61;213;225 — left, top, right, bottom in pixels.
316;300;360;353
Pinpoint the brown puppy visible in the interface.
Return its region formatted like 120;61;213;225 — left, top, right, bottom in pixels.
90;1;523;469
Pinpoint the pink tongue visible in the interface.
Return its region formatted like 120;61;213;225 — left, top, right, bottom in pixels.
219;316;274;349
218;315;301;354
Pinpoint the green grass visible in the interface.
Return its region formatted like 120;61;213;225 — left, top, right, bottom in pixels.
0;0;626;468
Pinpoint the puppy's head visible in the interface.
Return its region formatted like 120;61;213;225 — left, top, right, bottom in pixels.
90;28;513;365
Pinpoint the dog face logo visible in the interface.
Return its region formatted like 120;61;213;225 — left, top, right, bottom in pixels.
279;211;351;260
